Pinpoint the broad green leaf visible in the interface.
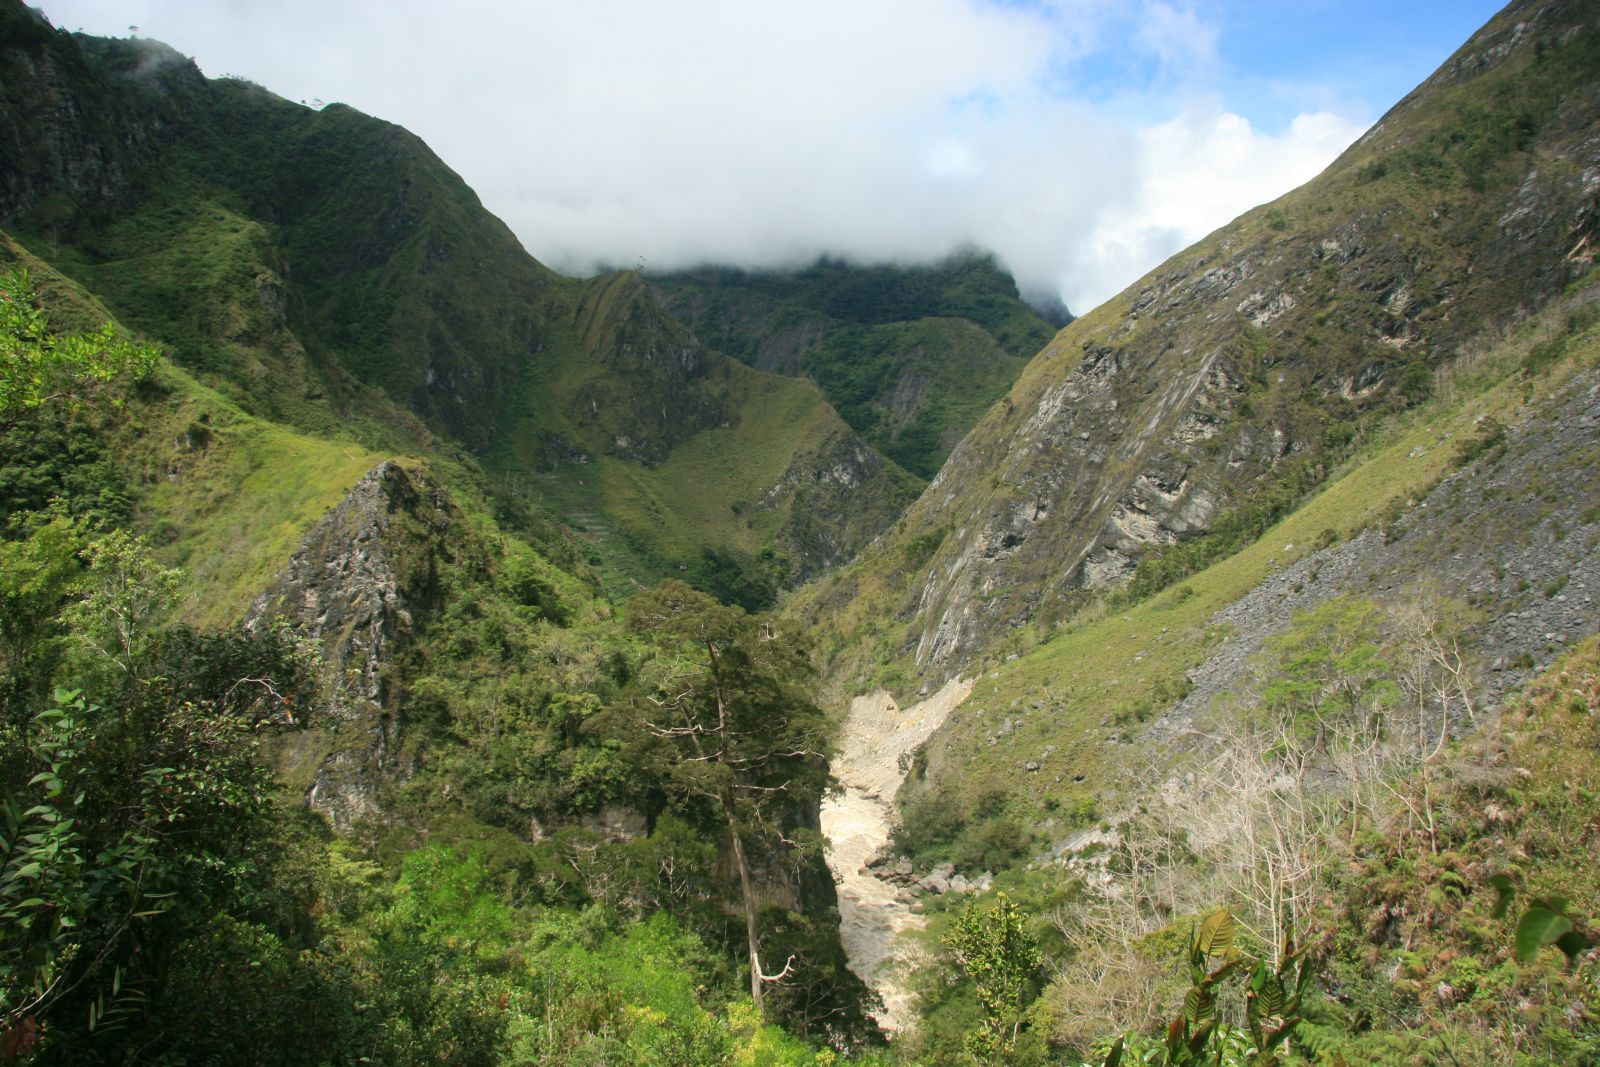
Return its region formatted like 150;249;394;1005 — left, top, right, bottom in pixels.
1515;903;1574;962
1194;908;1236;959
1250;974;1285;1020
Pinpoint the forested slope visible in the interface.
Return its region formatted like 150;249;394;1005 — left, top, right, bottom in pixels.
4;0;1600;1063
0;4;917;604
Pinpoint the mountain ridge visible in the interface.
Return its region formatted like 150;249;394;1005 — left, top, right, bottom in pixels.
651;251;1061;479
0;16;924;604
5;0;1600;1060
792;0;1600;687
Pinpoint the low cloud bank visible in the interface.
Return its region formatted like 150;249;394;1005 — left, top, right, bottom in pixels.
52;0;1371;313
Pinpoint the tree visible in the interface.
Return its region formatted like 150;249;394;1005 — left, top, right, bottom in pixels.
622;581;834;1018
944;891;1042;1064
0;535;310;1059
0;270;157;432
0;683;272;1055
0;510;88;721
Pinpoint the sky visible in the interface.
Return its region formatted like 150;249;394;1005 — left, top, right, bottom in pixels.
41;1;1506;315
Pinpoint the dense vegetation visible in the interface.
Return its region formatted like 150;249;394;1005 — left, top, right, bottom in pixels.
5;0;1600;1063
0;270;880;1063
652;252;1056;478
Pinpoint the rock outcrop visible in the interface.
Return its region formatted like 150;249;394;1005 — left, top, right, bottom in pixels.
807;0;1600;677
246;460;454;827
766;430;922;582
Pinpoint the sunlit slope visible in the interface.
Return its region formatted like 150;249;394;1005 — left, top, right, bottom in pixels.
494;271;924;601
0;231;380;627
794;0;1600;682
897;292;1600;855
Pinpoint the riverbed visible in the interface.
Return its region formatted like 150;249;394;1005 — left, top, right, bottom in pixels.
820;678;971;1032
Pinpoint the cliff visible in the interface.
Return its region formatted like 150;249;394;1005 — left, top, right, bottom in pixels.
799;0;1600;681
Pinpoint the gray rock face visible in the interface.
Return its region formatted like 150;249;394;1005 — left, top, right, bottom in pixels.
850;0;1600;676
0;16;184;224
580;804;649;842
765;430;921;582
1148;362;1600;748
247;460;454;828
906;337;1250;670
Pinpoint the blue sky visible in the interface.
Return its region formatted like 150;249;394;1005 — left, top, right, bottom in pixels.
1016;0;1505;125
1185;1;1505;126
42;1;1512;312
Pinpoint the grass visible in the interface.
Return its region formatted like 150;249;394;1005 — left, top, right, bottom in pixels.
514;354;879;596
493;273;923;601
1299;635;1600;1063
2;226;384;628
604;374;836;550
796;1;1600;709
652;251;1051;479
891;283;1600;855
125;363;381;628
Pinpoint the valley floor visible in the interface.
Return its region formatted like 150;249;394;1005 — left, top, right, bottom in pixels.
823;678;972;1032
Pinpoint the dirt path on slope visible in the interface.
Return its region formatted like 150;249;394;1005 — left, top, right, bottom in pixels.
821;677;971;1033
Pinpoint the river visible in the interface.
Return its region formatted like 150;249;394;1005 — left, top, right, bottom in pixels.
820;677;971;1032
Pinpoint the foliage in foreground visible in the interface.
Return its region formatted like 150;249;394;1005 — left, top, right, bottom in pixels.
0;270;158;432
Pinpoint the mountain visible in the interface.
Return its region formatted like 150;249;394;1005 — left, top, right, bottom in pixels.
7;0;1600;1061
797;0;1600;684
651;251;1063;479
0;10;918;606
787;1;1600;1053
0;10;892;1057
488;267;923;603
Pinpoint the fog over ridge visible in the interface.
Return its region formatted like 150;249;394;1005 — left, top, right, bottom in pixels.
46;1;1500;314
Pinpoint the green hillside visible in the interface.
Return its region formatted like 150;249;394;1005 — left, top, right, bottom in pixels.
0;18;916;607
795;0;1600;684
0;8;884;1061
1;211;882;1066
652;251;1059;478
5;0;1600;1063
493;276;923;603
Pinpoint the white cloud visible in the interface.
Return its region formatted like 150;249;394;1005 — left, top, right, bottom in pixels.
41;1;1371;316
1136;2;1222;82
1064;105;1369;310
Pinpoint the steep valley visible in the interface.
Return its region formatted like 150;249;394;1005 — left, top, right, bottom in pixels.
822;678;973;1033
3;0;1600;1063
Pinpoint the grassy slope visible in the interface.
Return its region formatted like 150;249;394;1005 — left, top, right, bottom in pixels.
0;229;381;626
802;316;1029;478
651;253;1051;479
1279;635;1600;1064
493;279;923;598
5;37;915;607
127;365;380;627
817;278;1600;864
791;1;1600;685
